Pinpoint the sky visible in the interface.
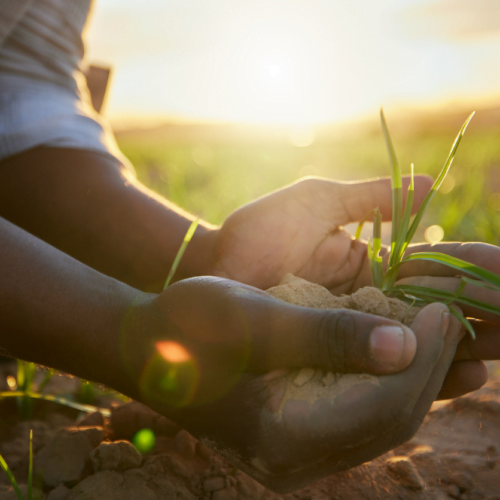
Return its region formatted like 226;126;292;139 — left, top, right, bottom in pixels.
84;0;500;126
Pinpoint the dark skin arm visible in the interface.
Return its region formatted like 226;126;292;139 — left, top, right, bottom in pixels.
1;147;499;399
0;215;461;492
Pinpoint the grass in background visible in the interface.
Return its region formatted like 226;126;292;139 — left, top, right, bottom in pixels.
115;114;500;248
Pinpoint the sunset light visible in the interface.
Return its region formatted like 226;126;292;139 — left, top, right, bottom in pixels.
86;0;500;127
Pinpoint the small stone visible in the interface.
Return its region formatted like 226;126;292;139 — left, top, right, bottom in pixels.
45;413;75;430
110;402;180;440
66;470;157;500
386;456;425;491
442;483;460;499
34;427;104;487
196;441;214;460
78;411;104;428
174;430;197;460
466;489;486;500
203;477;226;492
213;487;238;500
47;484;71;500
293;368;316;387
0;484;45;500
90;440;142;472
443;471;474;491
235;472;265;500
322;372;336;386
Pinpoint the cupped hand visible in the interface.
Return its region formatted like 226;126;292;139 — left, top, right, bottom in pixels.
395;273;500;400
211;175;433;291
113;277;460;492
210;175;500;403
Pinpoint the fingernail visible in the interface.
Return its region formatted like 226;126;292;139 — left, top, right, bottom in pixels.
370;326;405;368
441;311;450;337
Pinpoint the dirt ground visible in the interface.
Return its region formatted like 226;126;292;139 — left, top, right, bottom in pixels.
1;357;500;500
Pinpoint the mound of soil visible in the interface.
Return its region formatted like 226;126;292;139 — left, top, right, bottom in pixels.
1;275;499;499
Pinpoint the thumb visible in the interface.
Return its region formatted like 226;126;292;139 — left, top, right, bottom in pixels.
249;298;417;375
307;175;433;226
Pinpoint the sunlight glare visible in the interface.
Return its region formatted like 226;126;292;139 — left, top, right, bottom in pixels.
6;375;17;390
289;126;316;147
156;341;191;363
424;225;444;244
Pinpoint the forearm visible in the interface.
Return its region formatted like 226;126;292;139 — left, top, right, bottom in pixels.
0;148;218;292
0;215;143;385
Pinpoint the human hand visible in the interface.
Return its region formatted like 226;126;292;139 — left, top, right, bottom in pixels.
395;270;500;400
210;175;433;291
112;277;459;492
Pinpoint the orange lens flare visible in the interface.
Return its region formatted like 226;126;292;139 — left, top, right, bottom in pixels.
156;341;191;363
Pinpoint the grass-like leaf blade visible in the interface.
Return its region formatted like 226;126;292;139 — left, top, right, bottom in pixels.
402;252;500;288
28;429;33;500
404;112;474;246
390;163;414;271
0;391;111;417
372;209;384;288
380;108;402;263
354;209;374;240
392;284;500;318
390;285;477;338
449;308;476;339
0;453;24;500
163;219;199;289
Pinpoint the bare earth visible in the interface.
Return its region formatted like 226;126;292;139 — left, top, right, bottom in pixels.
0;275;499;499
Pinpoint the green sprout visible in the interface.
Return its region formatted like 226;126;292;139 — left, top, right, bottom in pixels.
163;219;199;289
361;109;500;338
1;361;112;417
0;429;33;500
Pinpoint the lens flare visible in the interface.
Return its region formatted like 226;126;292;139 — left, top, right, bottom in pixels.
424;225;444;244
139;345;199;408
6;376;17;390
156;341;191;363
132;428;156;454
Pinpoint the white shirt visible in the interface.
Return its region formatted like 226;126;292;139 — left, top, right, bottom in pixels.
0;0;130;168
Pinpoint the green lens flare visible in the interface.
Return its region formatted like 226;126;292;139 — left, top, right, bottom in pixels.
132;428;156;454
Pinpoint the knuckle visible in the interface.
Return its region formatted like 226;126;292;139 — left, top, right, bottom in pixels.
317;311;356;372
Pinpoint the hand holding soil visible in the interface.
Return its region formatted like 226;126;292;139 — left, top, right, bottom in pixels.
210;175;433;291
107;275;463;492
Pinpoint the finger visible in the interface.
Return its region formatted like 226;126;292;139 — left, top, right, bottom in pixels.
317;303;452;467
396;276;500;323
248;293;417;375
436;360;488;400
377;306;462;446
398;241;500;279
297;175;433;226
455;320;500;360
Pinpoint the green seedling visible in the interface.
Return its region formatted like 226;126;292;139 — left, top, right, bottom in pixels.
164;219;199;289
1;362;110;417
0;429;33;500
360;109;500;338
16;361;37;419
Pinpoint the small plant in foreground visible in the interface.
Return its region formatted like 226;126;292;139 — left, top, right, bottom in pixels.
0;430;33;500
361;110;500;337
0;363;112;418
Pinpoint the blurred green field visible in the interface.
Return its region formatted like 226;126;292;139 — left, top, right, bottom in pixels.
115;108;500;246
